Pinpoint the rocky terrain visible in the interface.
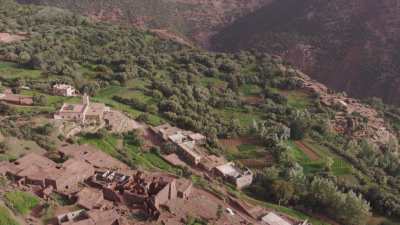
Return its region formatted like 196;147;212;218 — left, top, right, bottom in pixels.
212;0;400;105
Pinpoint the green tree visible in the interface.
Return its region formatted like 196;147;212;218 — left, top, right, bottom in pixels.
271;180;294;205
32;94;47;106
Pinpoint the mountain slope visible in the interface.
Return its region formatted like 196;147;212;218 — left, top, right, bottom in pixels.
212;0;400;105
15;0;271;47
1;1;400;224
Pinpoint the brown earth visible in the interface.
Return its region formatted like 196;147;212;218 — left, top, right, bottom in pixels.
212;0;400;105
294;141;320;161
0;33;26;43
219;137;260;149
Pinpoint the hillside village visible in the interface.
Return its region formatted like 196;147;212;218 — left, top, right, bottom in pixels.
1;2;400;224
0;84;310;225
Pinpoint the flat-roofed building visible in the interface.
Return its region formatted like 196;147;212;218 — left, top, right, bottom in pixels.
4;153;95;196
53;84;78;97
76;187;104;210
54;94;109;124
214;162;253;189
177;141;203;165
57;209;119;225
199;155;227;172
59;144;128;170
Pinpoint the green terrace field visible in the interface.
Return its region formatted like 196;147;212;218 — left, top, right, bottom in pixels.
93;82;164;126
0;205;19;225
280;90;312;110
4;191;40;215
227;186;330;225
239;84;262;96
286;140;353;177
215;107;263;127
0;61;42;80
79;133;180;174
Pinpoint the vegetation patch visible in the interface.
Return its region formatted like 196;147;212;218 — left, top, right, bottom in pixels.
0;62;42;80
0;205;19;225
4;191;40;215
281;90;312;110
79;132;179;173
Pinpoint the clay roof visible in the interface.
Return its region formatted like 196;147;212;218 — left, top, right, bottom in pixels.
87;209;119;225
63;220;95;225
168;132;186;144
52;159;94;194
216;162;240;177
17;164;61;180
178;142;202;160
77;187;103;210
200;155;226;170
12;153;57;177
154;124;181;138
162;154;186;167
60;103;86;114
86;103;107;116
59;144;128;170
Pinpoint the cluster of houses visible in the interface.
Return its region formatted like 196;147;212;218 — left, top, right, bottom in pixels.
0;144;193;224
0;83;78;107
54;93;110;125
0;148;307;225
151;123;254;190
0;83;310;225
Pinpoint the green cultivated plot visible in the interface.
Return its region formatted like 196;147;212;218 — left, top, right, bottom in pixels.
4;191;40;215
0;205;20;225
0;62;42;79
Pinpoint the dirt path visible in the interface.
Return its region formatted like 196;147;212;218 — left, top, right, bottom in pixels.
294;141;320;161
0;33;26;43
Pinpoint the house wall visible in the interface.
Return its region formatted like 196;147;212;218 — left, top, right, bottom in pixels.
123;191;146;206
85;114;102;123
154;180;177;208
235;174;253;189
177;183;192;199
103;188;122;202
177;146;201;165
25;177;45;187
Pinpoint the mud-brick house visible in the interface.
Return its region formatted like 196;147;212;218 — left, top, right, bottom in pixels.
176;178;192;200
0;92;33;105
54;94;109;124
76;187;104;210
56;209;120;225
4;153;94;196
52;84;78;97
151;124;206;166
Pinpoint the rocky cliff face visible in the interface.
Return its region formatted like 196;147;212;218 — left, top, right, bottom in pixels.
211;0;400;104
